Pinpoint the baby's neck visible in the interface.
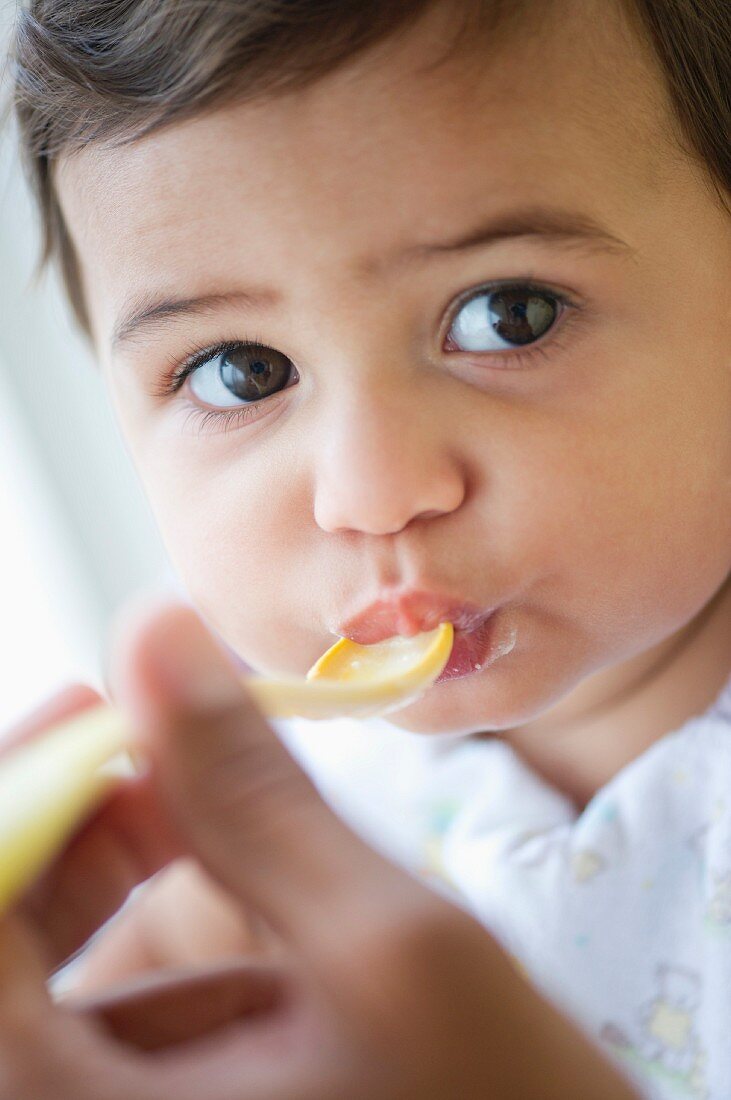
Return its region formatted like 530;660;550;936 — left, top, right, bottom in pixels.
500;574;731;811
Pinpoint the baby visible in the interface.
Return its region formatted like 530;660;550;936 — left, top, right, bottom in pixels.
11;0;731;1096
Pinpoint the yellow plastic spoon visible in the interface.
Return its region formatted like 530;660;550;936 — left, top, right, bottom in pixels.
257;622;453;719
0;623;453;914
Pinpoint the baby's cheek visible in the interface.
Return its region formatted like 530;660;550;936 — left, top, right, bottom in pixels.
172;491;318;677
548;361;731;651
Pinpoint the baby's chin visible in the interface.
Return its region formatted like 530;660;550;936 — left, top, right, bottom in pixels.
382;623;606;737
382;671;546;737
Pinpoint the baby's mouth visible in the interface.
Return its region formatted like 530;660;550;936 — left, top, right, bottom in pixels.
435;614;503;683
335;588;515;687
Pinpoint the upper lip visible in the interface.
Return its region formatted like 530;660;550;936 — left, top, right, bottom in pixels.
337;589;497;645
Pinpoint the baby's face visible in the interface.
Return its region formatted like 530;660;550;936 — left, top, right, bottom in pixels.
58;0;730;735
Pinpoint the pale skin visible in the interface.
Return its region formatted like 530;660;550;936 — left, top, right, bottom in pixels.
10;0;728;1078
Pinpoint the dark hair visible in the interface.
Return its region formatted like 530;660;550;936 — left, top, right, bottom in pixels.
10;0;731;334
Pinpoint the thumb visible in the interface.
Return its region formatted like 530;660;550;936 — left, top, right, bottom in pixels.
109;596;414;963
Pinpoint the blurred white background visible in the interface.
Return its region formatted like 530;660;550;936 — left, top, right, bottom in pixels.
0;0;175;730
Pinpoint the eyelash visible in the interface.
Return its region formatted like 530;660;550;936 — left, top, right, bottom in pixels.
149;335;278;435
148;282;579;434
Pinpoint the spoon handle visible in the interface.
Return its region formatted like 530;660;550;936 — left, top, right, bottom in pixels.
0;621;451;916
0;673;365;914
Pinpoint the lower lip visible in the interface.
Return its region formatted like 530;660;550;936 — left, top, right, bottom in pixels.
435;615;502;683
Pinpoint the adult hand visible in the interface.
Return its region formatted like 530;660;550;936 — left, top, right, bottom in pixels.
0;599;641;1099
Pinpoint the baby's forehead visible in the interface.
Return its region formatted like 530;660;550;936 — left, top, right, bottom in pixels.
56;0;671;343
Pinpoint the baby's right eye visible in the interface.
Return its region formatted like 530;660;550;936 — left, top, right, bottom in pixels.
186;343;296;408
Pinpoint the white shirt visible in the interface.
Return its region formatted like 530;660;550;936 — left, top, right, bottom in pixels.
278;670;731;1100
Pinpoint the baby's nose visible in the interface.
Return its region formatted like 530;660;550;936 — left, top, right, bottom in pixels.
311;386;466;537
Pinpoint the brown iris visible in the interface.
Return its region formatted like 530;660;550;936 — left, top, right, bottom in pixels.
219;345;293;402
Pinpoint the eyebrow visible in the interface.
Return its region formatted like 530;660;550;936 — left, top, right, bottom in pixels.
112;289;279;351
111;206;632;351
392;206;633;265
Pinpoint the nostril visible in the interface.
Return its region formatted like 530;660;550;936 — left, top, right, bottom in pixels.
415;509;447;521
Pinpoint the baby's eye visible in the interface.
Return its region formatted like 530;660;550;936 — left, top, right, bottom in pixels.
187;343;295;406
446;285;559;353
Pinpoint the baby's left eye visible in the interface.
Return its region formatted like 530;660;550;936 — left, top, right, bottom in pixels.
446;285;560;353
